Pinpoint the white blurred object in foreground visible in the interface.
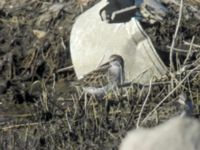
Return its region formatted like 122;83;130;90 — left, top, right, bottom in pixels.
120;116;200;150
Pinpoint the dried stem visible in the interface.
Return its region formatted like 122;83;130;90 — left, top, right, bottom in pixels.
169;0;183;72
183;36;195;65
136;79;152;128
141;64;200;125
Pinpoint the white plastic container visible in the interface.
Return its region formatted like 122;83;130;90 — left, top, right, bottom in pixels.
70;0;167;83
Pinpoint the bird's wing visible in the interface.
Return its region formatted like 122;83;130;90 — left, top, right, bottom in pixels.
73;63;111;87
140;0;168;22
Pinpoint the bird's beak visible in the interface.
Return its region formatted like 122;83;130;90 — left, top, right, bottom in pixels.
177;99;186;106
98;61;111;69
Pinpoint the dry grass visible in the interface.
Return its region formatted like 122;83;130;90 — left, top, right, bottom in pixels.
0;0;199;149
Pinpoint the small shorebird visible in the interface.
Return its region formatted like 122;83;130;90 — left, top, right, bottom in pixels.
152;92;194;124
140;0;168;23
142;92;194;127
73;54;125;97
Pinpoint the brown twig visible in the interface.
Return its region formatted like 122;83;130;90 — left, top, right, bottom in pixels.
183;36;195;65
56;65;74;73
169;0;183;72
141;64;200;125
136;79;152;128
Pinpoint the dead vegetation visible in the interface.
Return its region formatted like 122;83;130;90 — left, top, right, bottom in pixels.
0;0;199;149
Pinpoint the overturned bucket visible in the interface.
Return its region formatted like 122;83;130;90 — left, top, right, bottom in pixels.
70;0;167;83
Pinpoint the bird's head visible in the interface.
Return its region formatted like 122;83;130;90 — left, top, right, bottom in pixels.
109;54;124;66
177;92;193;116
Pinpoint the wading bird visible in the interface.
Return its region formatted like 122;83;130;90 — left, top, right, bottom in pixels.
73;54;125;98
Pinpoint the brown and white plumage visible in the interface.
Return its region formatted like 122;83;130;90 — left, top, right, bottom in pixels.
140;0;168;23
73;55;125;97
74;55;124;87
150;92;194;124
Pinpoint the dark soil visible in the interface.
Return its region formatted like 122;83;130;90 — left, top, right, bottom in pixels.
0;0;200;149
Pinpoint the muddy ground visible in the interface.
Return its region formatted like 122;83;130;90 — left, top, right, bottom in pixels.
0;0;200;149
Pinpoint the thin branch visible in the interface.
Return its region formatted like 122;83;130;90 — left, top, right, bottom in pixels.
183;36;195;65
169;0;183;72
1;122;41;131
61;37;67;50
141;64;200;125
184;41;200;48
136;79;152;128
166;45;197;53
56;65;74;73
65;111;72;132
119;81;171;88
